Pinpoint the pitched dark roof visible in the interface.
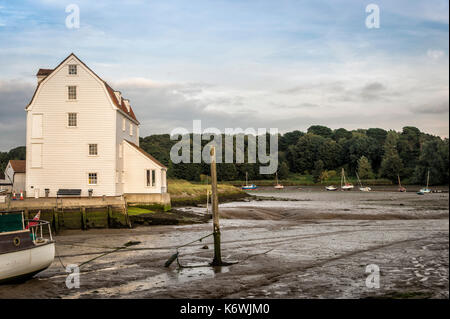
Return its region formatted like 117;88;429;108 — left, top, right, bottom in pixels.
125;140;167;169
36;69;53;76
27;53;139;123
9;160;26;173
104;82;138;122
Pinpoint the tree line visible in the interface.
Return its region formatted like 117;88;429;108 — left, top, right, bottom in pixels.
138;125;448;185
1;125;448;185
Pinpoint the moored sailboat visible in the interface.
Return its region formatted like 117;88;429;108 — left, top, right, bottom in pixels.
274;172;284;189
241;172;257;190
418;169;431;194
398;175;406;192
340;168;354;191
356;172;371;192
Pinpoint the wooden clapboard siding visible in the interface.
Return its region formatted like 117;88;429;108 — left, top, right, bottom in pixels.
122;141;166;194
26;55;116;197
25;54;167;197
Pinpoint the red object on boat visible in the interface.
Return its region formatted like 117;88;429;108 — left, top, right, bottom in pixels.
26;211;41;229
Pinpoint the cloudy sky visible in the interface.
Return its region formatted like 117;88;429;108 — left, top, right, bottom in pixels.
0;0;448;151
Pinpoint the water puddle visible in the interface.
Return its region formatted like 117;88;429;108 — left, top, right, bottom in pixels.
66;265;230;298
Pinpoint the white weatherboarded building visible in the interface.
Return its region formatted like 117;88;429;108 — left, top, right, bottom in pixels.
25;53;167;198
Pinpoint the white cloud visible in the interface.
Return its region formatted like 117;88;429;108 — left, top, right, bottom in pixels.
427;49;445;60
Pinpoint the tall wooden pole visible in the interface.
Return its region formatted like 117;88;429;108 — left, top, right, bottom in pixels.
210;146;222;266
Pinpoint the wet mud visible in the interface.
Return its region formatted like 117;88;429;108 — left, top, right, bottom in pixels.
1;187;448;299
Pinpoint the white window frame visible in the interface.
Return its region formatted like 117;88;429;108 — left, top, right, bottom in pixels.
129;123;133;136
88;144;98;156
31;113;43;139
31;143;43;168
146;169;151;187
88;172;98;185
122;118;126;131
68;86;77;100
67;113;77;127
68;64;77;75
145;169;156;187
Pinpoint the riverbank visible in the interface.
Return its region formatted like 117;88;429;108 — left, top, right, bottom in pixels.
2;189;447;299
168;179;247;207
220;174;394;187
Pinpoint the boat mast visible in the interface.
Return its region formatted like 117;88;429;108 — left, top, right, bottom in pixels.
426;169;430;188
341;168;344;187
245;172;248;186
356;172;362;187
398;174;402;187
275;171;278;184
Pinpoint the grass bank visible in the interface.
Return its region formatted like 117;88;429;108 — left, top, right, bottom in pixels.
168;179;247;207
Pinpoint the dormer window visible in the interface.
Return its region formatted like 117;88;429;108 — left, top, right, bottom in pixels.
68;64;77;75
68;86;77;100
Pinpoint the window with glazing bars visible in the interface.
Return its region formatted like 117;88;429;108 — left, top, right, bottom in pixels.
68;64;77;75
68;113;77;127
68;86;77;99
88;173;98;185
89;144;98;156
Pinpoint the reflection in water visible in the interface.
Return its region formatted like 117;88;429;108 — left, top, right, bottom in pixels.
67;265;230;298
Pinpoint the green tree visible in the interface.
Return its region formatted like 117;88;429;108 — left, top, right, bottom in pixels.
277;161;290;179
413;139;449;185
307;125;333;139
341;135;378;174
366;128;387;145
379;131;404;182
279;130;304;152
288;134;325;173
357;156;374;179
333;128;352;141
312;160;324;183
397;126;421;177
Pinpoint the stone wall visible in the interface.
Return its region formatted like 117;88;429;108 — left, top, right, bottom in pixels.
0;193;172;230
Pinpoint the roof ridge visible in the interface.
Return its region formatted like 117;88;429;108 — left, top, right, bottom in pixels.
27;54;139;124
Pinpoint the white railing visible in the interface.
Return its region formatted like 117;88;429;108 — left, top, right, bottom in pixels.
25;219;53;243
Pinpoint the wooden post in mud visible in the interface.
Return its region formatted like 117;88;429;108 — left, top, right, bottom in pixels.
210;146;222;266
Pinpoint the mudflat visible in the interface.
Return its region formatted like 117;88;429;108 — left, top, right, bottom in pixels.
1;187;448;299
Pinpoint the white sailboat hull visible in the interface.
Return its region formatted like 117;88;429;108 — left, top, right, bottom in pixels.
0;242;55;282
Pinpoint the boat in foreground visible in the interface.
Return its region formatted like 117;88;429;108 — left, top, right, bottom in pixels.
0;212;55;283
325;185;338;191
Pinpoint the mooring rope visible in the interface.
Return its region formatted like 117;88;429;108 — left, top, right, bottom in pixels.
55;234;215;271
